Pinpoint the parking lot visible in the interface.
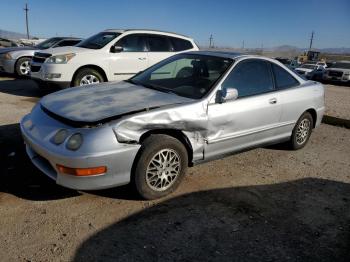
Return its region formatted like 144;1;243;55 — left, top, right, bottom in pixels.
0;76;349;261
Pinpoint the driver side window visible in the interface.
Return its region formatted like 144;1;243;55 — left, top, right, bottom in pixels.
222;59;274;98
115;34;146;52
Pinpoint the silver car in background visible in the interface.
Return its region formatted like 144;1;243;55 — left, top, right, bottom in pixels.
20;51;325;199
0;37;81;76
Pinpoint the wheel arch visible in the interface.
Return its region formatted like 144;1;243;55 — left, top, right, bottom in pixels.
138;129;194;166
305;108;317;128
71;64;108;86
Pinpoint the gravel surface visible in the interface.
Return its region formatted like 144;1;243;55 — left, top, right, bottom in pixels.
325;84;350;120
0;76;349;261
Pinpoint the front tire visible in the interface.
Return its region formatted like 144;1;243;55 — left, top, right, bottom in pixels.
15;57;31;77
73;68;104;87
133;135;188;200
289;112;313;150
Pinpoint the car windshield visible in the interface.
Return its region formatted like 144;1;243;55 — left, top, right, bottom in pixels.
129;54;233;99
77;32;121;49
329;62;350;69
35;38;62;49
300;64;316;69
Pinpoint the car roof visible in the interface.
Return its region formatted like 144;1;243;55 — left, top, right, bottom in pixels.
53;37;83;40
103;29;191;39
184;50;245;59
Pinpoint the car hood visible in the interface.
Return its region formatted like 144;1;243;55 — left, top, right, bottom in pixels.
40;81;194;124
295;68;313;73
41;46;94;56
0;46;37;54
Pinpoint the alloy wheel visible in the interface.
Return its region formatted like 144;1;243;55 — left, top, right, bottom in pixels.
146;149;181;192
19;60;30;75
80;74;100;86
296;118;311;145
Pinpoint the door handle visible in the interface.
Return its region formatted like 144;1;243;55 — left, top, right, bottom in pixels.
138;57;147;60
269;98;277;104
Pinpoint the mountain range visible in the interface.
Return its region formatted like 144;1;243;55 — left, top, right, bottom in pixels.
0;29;34;39
1;28;349;54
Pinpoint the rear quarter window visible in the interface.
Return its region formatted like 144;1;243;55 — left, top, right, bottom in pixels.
169;37;193;51
272;63;300;90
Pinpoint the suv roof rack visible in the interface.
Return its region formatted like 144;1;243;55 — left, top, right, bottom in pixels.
103;29;189;38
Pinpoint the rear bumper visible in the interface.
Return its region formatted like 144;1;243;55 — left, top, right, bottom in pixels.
0;58;15;74
316;106;325;127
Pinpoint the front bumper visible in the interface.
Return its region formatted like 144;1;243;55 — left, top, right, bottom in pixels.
323;75;350;83
30;62;74;89
0;58;15;74
20;112;141;190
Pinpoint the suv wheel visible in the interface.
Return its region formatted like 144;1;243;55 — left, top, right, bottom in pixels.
289;112;313;150
15;57;31;77
73;68;104;87
133;135;188;200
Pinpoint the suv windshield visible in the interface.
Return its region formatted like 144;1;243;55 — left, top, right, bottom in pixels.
329;62;350;69
77;32;121;49
35;38;62;49
129;54;233;99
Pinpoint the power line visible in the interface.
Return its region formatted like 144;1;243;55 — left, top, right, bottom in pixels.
209;34;214;48
24;3;30;39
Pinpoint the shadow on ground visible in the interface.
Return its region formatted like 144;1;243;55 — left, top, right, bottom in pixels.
0;76;43;98
0;123;79;200
74;178;350;262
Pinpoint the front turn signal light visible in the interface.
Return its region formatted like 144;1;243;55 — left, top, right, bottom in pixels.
56;164;107;176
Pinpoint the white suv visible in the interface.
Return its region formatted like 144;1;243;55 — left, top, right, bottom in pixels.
30;29;199;89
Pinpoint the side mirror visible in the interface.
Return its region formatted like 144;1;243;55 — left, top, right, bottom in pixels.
110;45;123;53
216;88;238;103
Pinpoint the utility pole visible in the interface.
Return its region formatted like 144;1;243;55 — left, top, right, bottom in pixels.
24;3;30;39
309;31;314;50
209;34;213;48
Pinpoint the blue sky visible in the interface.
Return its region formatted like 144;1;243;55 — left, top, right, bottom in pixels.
1;0;349;48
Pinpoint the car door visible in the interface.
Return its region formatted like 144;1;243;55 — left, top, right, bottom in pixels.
205;59;282;159
146;35;174;67
270;62;309;137
110;34;149;81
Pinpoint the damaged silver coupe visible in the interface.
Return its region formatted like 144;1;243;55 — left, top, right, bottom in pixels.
20;51;325;199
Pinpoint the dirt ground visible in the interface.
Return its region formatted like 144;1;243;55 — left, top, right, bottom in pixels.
0;76;349;261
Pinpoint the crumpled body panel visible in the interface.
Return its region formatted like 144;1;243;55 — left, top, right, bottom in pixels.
113;101;210;161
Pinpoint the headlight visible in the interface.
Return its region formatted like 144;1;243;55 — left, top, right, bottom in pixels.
52;129;69;145
46;53;75;64
3;53;13;60
66;133;83;151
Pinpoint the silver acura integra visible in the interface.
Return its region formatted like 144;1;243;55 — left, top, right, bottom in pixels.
21;51;325;199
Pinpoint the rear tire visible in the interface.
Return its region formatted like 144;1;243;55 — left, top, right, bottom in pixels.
15;57;31;77
72;68;104;87
133;134;188;200
289;112;313;150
